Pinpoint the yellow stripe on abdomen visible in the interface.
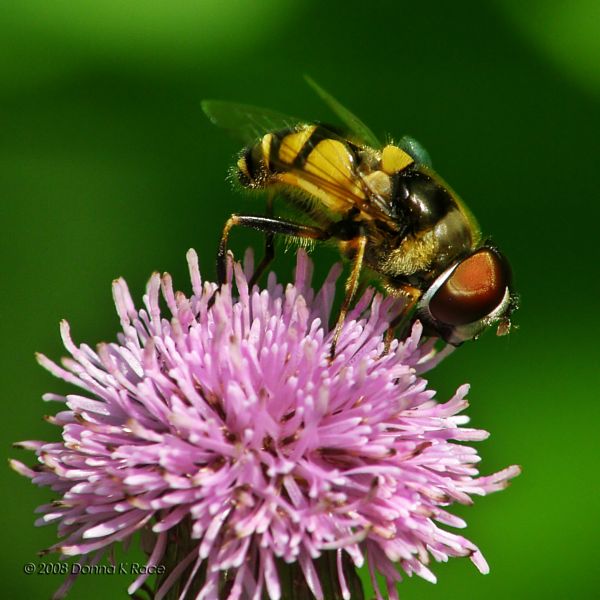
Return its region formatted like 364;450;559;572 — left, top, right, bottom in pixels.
278;126;316;165
274;130;367;214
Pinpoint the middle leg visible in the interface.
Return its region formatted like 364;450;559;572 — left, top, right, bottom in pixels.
329;232;367;359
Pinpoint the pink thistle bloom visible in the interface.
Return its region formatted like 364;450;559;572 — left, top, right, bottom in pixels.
12;250;520;600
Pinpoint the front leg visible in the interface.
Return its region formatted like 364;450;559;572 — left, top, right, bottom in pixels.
381;284;422;355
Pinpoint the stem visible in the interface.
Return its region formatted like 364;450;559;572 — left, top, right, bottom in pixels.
156;525;364;600
277;552;364;600
158;519;206;600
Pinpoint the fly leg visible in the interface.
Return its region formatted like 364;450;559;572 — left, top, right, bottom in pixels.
329;232;367;360
248;193;275;289
209;214;332;307
381;285;422;355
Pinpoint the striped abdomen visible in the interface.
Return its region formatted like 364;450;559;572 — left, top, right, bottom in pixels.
236;124;371;219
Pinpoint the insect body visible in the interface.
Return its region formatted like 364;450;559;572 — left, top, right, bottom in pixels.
203;79;515;353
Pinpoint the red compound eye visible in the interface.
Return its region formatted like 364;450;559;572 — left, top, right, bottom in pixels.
429;248;511;326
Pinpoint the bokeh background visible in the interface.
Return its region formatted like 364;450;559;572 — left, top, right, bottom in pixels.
3;1;599;598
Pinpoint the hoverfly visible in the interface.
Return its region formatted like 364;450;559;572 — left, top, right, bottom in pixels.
203;78;516;356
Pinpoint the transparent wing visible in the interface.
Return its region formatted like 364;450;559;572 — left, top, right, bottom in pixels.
304;76;381;148
201;100;300;144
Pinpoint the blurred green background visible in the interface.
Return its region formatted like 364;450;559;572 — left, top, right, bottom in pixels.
3;1;599;598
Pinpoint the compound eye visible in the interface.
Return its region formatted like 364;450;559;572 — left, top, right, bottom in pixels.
429;248;511;326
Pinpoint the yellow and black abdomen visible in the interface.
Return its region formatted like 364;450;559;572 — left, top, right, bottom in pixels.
236;124;368;218
236;128;289;189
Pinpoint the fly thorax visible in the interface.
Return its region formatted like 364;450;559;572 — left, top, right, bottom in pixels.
380;230;438;277
382;167;476;282
427;209;475;273
391;169;453;228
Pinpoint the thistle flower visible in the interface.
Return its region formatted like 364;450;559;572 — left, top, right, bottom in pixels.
12;249;520;600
